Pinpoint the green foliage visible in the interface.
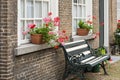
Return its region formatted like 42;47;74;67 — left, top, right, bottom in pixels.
29;27;56;43
78;20;93;30
95;46;107;57
29;27;49;34
114;32;120;45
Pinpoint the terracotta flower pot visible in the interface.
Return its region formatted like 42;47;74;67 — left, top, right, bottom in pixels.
31;34;44;44
77;28;89;36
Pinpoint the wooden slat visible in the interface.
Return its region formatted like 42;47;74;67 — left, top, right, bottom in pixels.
67;47;90;56
64;40;86;49
64;40;85;45
89;56;108;65
66;44;88;52
81;56;96;63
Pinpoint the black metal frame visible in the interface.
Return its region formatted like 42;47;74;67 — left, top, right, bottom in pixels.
61;40;109;80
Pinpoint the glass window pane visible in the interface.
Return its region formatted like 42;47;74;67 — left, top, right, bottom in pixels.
21;21;25;40
74;0;77;3
73;5;77;17
43;2;49;17
78;5;82;17
117;2;120;9
21;0;25;18
27;0;33;18
35;1;42;18
35;20;42;27
83;6;86;17
26;20;33;39
73;19;77;31
78;0;82;4
83;0;85;4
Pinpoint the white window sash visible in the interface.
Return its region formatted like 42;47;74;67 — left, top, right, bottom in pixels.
18;0;58;46
72;0;93;36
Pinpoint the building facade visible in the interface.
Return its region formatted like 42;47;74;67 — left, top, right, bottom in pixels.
0;0;117;80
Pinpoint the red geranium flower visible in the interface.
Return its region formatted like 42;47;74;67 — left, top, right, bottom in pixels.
100;22;104;26
92;16;96;19
54;45;59;49
28;24;36;29
48;12;52;16
62;30;66;33
118;20;120;23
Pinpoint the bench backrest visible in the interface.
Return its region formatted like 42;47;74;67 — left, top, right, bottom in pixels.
62;40;94;63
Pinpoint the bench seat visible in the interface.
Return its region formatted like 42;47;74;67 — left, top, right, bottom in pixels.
61;40;110;80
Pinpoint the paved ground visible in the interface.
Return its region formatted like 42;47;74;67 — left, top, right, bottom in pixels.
66;55;120;80
110;55;120;63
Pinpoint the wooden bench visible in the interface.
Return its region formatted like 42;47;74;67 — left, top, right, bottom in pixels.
61;40;110;80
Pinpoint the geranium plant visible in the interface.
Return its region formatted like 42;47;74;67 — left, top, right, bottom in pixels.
78;16;95;30
114;20;120;45
23;12;68;48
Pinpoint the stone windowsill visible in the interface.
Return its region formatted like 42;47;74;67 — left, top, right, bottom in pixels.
15;43;51;56
15;34;95;56
73;34;95;41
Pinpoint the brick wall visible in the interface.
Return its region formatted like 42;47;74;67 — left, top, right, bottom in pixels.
0;0;117;80
14;48;65;80
90;0;100;48
109;0;117;43
59;0;72;37
0;0;65;80
0;0;17;80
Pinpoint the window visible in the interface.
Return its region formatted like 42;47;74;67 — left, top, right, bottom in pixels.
72;0;92;36
18;0;58;45
117;0;120;20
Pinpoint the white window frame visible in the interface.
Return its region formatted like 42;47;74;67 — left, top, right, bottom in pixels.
72;0;92;36
17;0;58;46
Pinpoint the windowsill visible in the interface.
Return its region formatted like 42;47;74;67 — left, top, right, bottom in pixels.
73;34;95;41
15;43;51;56
15;34;95;56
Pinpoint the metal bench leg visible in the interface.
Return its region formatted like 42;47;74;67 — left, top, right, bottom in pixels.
100;61;108;75
77;69;85;80
62;63;69;80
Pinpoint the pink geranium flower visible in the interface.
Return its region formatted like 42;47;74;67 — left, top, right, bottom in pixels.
48;31;56;35
54;22;60;26
54;17;60;22
22;30;29;35
118;20;120;23
48;12;52;16
28;24;36;29
43;17;51;24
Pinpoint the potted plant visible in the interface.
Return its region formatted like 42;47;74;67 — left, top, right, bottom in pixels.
77;19;93;36
28;24;49;44
23;12;68;48
114;20;120;45
92;46;107;72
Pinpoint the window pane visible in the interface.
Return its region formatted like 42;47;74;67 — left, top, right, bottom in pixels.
73;19;77;31
27;0;33;18
35;1;42;18
21;0;25;18
83;6;86;17
26;20;33;39
74;0;77;3
78;0;82;4
78;5;82;17
83;0;85;4
117;2;120;9
73;5;77;17
21;21;25;40
43;2;49;17
35;20;42;27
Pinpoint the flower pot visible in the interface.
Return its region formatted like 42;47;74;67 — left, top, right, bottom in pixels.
31;34;44;44
77;28;89;36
